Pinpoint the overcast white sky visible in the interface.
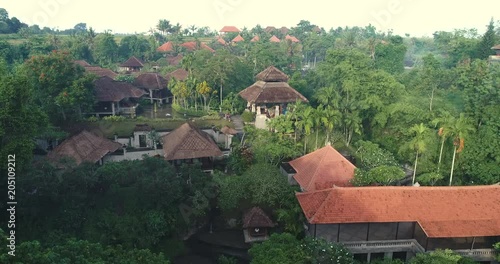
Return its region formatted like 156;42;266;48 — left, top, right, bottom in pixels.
2;0;498;37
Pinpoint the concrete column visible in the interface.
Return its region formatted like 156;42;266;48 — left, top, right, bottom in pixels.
149;89;153;104
256;106;261;115
251;103;256;113
275;105;280;116
111;102;115;115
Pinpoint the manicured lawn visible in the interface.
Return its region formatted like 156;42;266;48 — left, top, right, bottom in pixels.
68;118;234;138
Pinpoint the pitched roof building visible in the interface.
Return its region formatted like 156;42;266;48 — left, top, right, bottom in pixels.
157;41;175;52
219;26;240;33
74;60;118;79
133;72;172;104
250;35;260;42
289;145;355;191
94;76;146;102
180;41;215;52
239;66;308;104
47;130;121;166
166;68;189;81
269;35;281;43
162;122;222;160
232;34;244;43
295;185;500;262
285;35;300;43
242;207;274;243
119;56;144;72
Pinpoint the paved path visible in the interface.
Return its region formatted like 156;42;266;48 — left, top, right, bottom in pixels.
231;115;244;133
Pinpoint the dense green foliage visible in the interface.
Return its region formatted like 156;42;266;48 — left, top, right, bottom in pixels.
249;233;354;264
409;249;476;264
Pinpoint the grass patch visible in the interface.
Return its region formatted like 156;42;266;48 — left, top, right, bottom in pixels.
70;118;233;138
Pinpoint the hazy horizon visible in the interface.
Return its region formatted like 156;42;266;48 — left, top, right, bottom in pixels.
2;0;498;37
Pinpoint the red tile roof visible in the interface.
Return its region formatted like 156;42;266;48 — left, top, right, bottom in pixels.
162;122;223;160
296;185;500;238
269;35;280;43
216;36;227;45
232;34;244;42
47;130;121;166
219;26;240;33
180;41;215;52
285;35;300;43
94;76;146;102
250;36;260;42
120;56;144;68
157;41;174;52
243;207;274;228
290;145;355;191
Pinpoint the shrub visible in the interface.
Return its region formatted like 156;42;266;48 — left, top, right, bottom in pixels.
241;111;255;123
102;115;126;122
87;116;99;122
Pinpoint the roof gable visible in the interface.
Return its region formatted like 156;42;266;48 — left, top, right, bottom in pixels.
94;76;146;102
269;35;280;43
220;26;240;33
232;34;244;42
166;68;189;81
162;122;222;160
157;41;174;52
47;130;121;166
180;41;215;52
250;35;260;42
133;72;168;90
290;145;355;191
120;56;144;67
243;207;274;228
256;66;289;82
296;185;500;238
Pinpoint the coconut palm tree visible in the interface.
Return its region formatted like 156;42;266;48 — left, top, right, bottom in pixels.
448;113;475;186
409;123;429;185
313;86;338;107
321;106;341;145
298;106;315;154
432;111;454;172
313;106;324;150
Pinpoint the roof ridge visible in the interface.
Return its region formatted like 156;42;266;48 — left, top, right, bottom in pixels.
307;146;329;191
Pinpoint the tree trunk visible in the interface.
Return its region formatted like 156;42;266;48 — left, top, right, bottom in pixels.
449;146;457;186
220;81;223;106
303;136;307;154
412;151;419;185
315;129;319;149
437;136;445;173
429;87;435;112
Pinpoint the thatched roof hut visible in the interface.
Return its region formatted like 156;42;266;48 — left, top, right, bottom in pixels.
162;122;222;160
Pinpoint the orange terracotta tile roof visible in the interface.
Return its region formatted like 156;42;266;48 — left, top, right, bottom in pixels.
219;26;240;33
180;41;215;52
216;36;227;45
119;56;144;67
285;35;300;43
250;35;260;42
296;185;500;238
290;145;355;191
162;122;223;160
157;41;174;52
232;34;244;42
269;35;280;43
47;130;121;166
243;207;274;228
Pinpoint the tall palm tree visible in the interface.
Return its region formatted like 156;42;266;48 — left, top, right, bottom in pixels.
448;114;475;186
313;106;324;150
432;111;454;172
299;106;315;154
409;123;429;185
313;86;338;107
321;106;341;145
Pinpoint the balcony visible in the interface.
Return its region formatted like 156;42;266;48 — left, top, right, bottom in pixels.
342;239;425;254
